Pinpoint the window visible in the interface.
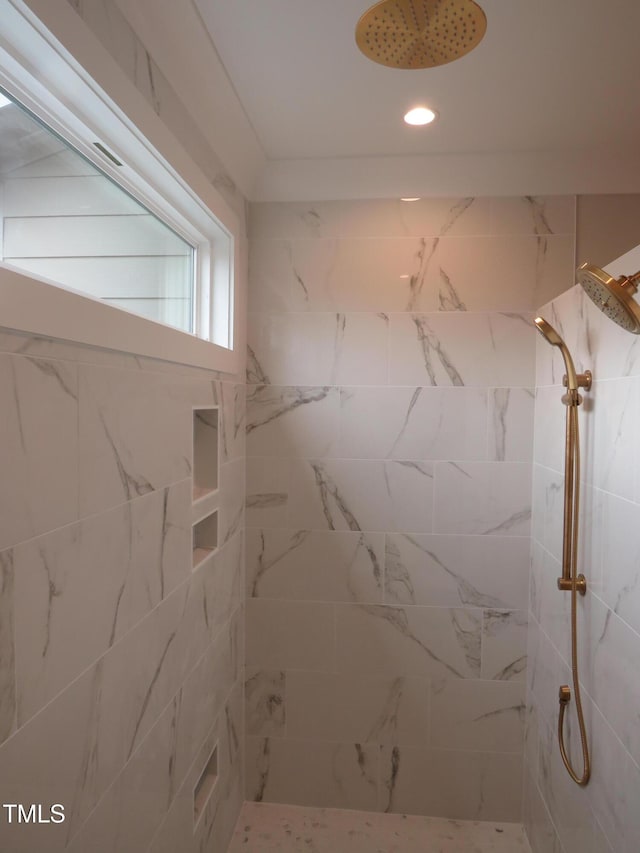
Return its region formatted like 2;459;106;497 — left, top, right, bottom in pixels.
0;0;239;373
0;89;197;335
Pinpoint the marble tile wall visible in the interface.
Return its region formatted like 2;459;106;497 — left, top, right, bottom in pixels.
246;196;575;821
526;282;640;853
0;328;246;853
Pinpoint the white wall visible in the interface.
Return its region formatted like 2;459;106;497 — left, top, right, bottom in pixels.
0;1;249;850
244;195;575;819
526;273;640;852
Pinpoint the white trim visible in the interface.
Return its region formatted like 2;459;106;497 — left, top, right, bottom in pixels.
0;0;241;373
253;150;640;203
0;264;236;371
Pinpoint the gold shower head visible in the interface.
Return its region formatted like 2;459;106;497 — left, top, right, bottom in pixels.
355;0;487;70
576;262;640;334
534;316;585;394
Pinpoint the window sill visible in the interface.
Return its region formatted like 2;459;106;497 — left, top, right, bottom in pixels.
0;263;239;373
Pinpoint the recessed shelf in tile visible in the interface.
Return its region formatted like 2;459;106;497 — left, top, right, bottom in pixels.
192;510;218;569
193;407;219;502
194;743;218;826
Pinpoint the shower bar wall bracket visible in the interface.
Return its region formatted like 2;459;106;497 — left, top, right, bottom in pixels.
563;370;592;390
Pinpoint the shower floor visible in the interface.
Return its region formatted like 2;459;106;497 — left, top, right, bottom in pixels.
227;802;532;852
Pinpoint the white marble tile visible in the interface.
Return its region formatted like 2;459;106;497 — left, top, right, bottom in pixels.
0;550;15;746
489;387;535;462
434;462;532;537
248;312;388;385
219;457;246;547
13;480;191;725
490;196;575;236
577;482;606;595
384;533;530;610
531;464;564;560
78;364;190;516
389;312;536;388
64;694;178;853
290;237;423;312
588;594;640;768
288;234;571;314
245;737;379;811
529;543;571;666
247;385;340;457
245;457;290;529
533;384;566;472
220;381;246;464
246;528;384;603
0;353;78;551
245;669;286;737
526;618;569;736
335;604;482;679
146;683;244;853
171;606;242;795
402;235;573;314
430;678;525;752
481;610;528;682
600;492;640;636
339;386;488;461
585;376;636;501
288;459;434;534
288;460;434;533
249;197;491;241
246;599;335;671
228;800;532;853
0;661;104;851
285;671;430;747
55;578;239;838
588;705;640;853
536;716;599;853
523;700;540;779
380;744;523;822
523;766;563;853
249;238;295;312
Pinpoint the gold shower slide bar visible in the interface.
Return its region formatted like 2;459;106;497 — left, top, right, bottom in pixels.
534;316;591;786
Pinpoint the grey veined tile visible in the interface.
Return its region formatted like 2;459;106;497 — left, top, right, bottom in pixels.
246;528;383;603
335;604;482;680
384;533;530;610
0;353;79;551
287;459;434;534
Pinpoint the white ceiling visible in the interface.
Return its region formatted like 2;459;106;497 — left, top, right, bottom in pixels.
116;0;640;200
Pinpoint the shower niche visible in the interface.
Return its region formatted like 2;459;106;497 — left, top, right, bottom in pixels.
191;406;220;570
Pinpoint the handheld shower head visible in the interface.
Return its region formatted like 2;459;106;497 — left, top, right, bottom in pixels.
534;316;564;347
577;262;640;334
533;316;590;396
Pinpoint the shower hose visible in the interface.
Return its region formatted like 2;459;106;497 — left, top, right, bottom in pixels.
557;400;591;786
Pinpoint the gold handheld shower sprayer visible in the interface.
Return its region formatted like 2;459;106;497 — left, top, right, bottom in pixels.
533;317;591;786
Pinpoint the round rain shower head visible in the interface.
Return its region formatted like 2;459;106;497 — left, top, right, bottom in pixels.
576;262;640;334
355;0;487;70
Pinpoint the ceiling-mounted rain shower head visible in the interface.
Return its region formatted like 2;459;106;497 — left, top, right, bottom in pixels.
355;0;487;69
577;262;640;334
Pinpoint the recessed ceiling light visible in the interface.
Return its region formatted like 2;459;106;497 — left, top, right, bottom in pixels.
404;106;437;126
400;197;421;202
0;93;12;109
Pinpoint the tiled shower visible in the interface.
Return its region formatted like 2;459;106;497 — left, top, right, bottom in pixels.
244;197;574;818
1;2;639;850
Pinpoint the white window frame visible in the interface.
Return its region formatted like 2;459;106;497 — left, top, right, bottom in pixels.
0;0;241;374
